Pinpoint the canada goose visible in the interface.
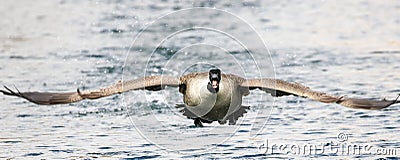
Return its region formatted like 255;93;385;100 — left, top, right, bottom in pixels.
1;68;399;127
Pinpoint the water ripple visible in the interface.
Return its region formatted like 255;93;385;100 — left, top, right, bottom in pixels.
122;155;161;159
23;152;43;157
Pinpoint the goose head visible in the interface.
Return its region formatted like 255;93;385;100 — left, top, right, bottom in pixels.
207;69;221;93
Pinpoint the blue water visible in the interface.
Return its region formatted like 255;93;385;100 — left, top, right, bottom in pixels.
1;0;399;159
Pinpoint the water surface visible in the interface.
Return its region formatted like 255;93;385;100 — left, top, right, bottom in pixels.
1;0;399;159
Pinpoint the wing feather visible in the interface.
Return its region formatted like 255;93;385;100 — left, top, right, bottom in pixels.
241;78;399;110
1;76;181;105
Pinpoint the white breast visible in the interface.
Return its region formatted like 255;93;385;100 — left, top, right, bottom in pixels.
184;76;242;118
184;77;214;106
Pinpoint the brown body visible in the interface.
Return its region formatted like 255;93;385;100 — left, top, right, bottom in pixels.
1;70;399;126
178;73;247;124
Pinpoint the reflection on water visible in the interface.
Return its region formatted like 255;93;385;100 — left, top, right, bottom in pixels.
1;0;399;159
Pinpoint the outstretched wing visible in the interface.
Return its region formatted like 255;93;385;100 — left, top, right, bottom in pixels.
241;78;399;110
1;76;181;105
